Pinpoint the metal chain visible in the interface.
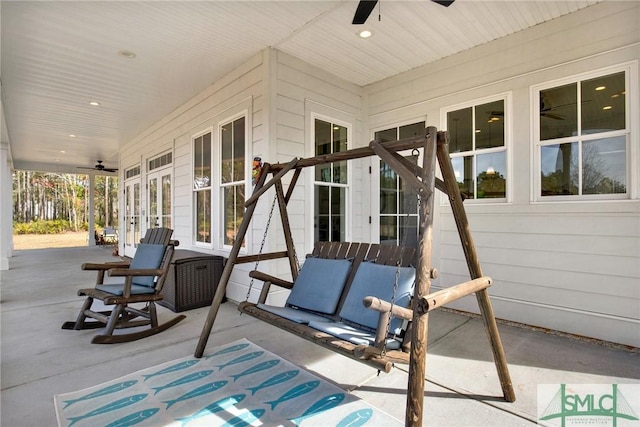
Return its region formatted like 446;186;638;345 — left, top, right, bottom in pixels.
381;261;401;357
381;148;420;356
244;192;278;303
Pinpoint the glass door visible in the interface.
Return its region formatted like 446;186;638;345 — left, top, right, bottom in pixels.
123;180;141;258
147;169;172;231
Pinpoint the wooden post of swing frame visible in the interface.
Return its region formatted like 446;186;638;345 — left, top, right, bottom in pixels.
194;164;271;358
435;134;516;402
406;126;438;426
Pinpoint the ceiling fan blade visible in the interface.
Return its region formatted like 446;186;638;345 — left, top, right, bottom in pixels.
77;167;96;170
103;168;118;173
432;0;455;6
352;0;378;25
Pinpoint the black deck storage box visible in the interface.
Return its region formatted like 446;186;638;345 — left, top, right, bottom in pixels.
159;250;225;312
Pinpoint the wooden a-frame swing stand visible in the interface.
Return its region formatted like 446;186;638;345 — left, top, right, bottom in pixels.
194;126;516;426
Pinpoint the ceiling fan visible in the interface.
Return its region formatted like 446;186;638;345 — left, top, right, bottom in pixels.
352;0;455;25
78;160;118;173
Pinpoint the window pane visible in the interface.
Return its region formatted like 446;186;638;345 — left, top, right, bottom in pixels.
540;84;577;140
448;107;472;153
379;161;397;214
582;136;626;194
221;123;232;183
540;142;579;196
375;128;397;142
314;186;329;241
195;190;210;243
399;122;426;139
162;174;171;229
475;100;505;149
194;133;211;189
315;119;331;182
233;118;245;182
331;187;346;242
224;185;245;247
476;152;506;198
399;215;418;249
148;178;157;218
380;216;397;244
451;156;474;198
581;72;625;135
332;124;348;184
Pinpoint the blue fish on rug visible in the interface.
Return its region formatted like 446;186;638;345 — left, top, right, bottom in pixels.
204;342;250;359
290;392;346;425
265;380;320;410
62;380;138;409
229;359;280;382
66;394;147;426
335;408;374;427
246;369;299;395
214;351;264;371
220;408;266;427
104;408;160;427
177;393;246;426
141;359;200;381
163;380;229;409
152;370;214;395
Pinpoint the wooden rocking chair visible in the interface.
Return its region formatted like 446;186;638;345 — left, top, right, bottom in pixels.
62;236;185;344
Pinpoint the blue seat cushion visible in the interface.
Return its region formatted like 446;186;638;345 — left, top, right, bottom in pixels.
257;304;332;324
95;283;157;296
339;262;415;331
308;320;401;350
285;258;352;314
128;243;166;287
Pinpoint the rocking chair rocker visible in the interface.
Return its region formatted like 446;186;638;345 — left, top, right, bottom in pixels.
62;233;185;344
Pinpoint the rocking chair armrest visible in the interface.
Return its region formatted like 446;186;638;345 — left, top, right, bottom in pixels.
108;268;165;277
248;270;294;289
363;296;414;321
82;261;130;271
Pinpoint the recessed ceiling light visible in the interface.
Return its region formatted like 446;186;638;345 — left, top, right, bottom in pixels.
89;101;100;106
118;50;137;59
358;30;373;39
60;150;66;154
69;134;76;138
595;86;606;91
602;105;613;110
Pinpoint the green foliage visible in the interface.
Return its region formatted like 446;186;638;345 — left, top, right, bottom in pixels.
13;219;72;234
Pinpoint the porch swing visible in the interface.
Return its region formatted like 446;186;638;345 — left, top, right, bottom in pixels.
193;127;516;426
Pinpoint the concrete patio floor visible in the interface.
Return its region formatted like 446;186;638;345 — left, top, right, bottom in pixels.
1;246;638;426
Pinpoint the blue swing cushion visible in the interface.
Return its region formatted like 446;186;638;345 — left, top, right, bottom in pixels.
339;261;415;332
285;257;352;314
96;243;166;296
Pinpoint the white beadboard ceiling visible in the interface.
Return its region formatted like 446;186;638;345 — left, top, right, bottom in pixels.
1;0;600;173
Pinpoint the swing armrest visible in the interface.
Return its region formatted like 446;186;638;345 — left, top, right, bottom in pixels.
363;296;414;321
249;271;294;289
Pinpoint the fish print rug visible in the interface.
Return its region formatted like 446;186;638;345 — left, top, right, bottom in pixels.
54;338;402;426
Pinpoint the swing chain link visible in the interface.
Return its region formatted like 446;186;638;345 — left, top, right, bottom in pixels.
382;260;401;357
244;193;278;303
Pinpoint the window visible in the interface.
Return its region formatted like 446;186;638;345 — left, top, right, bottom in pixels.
314;118;349;242
444;97;508;200
375;121;424;247
220;116;246;248
535;68;629;199
193;132;211;244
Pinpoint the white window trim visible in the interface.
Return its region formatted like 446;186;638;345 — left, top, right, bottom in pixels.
307;112;353;246
216;109;250;252
191;127;214;249
530;61;637;202
440;92;513;204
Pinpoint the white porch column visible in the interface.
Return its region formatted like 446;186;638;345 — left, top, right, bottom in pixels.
88;174;96;246
0;141;12;270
